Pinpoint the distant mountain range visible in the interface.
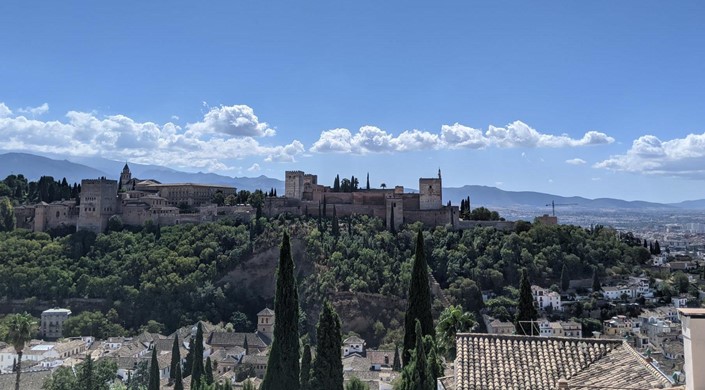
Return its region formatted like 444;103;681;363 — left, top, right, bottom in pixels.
1;152;704;210
0;152;283;192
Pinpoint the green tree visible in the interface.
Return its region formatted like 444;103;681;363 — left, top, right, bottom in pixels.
392;347;401;371
366;173;370;190
332;206;340;238
592;267;602;292
435;305;476;359
107;215;123;232
230;312;252;332
333;175;340;192
345;377;369;390
148;347;160;390
310;302;343;390
673;272;690;294
42;366;78;389
169;335;181;385
4;312;36;390
261;232;300;390
204;357;214;385
560;264;570;292
174;362;184;390
403;231;433;365
0;197;15;232
191;322;205;387
300;344;312;390
515;269;538;335
398;320;434;390
78;354;95;390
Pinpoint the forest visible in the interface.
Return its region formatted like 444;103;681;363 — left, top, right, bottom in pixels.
0;210;657;345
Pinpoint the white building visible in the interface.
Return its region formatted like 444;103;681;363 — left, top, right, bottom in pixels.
531;286;562;311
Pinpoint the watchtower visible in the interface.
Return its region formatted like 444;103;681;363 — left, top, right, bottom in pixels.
285;171;304;199
77;178;118;233
257;308;275;340
419;169;442;210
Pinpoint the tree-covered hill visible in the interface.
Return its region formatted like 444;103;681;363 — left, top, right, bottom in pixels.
0;214;652;345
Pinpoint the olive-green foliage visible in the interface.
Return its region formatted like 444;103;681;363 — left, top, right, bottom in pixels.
63;311;126;340
310;302;343;390
345;377;370;390
42;357;117;390
402;231;433;366
0;197;15;232
261;232;300;390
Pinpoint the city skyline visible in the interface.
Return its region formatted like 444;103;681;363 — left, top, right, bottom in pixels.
2;1;705;203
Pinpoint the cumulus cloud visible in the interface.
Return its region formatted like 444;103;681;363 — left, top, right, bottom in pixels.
0;102;303;171
247;163;261;172
17;103;49;116
595;132;705;178
187;104;276;137
0;103;11;118
566;158;587;165
310;120;613;154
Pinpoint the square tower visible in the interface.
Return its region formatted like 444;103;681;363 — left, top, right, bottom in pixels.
419;170;442;210
285;171;304;199
257;308;275;340
77;178;118;233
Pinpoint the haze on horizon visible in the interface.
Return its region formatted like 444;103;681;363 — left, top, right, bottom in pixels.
1;1;704;203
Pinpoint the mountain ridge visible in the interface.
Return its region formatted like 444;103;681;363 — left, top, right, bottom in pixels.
1;152;703;209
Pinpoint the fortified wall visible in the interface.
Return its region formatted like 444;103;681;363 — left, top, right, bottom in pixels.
265;170;460;230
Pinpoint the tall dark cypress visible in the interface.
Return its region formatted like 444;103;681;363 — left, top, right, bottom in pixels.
399;320;433;390
204;357;214;385
190;323;205;387
392;346;401;371
148;347;160;390
332;206;340;237
174;362;184;390
592;267;602;292
169;335;181;385
515;269;538;335
261;232;300;390
560;264;570;291
389;206;396;234
366;173;370;190
310;302;343;390
402;230;434;365
300;344;312;390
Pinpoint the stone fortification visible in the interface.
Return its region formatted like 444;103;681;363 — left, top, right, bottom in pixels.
270;170;460;230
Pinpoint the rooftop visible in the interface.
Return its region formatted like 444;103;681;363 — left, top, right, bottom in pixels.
454;333;674;389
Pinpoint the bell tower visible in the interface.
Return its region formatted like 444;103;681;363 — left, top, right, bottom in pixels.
120;163;132;191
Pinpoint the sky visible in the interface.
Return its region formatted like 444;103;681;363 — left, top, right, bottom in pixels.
1;1;705;203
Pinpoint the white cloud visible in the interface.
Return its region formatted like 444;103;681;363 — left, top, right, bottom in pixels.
0;102;303;171
0;103;11;118
595;132;705;178
566;158;587;165
247;163;261;172
310;120;613;154
187;104;276;137
17;103;49;116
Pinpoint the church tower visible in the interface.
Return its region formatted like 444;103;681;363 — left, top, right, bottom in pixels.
257;308;275;341
120;163;132;192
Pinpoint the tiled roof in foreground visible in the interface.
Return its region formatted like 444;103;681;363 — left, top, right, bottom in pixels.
455;333;674;390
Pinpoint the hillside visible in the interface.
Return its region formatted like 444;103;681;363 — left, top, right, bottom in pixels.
0;153;107;183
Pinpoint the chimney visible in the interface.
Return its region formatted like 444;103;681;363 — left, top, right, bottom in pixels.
678;308;705;390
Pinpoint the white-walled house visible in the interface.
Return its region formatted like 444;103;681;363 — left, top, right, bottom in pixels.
532;286;562;311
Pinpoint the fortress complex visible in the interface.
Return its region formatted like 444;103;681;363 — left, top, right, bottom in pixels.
16;164;245;234
264;169;459;230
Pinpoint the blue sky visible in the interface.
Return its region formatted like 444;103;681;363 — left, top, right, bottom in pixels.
1;1;705;202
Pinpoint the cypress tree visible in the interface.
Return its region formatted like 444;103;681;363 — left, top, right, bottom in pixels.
402;231;433;365
169;335;181;385
311;302;344;390
243;335;248;354
332;206;340;237
300;344;312;390
399;320;433;390
592;267;602;292
174;363;184;390
654;240;661;255
190;323;205;387
333;175;340;192
183;336;193;378
392;346;401;371
515;269;538;335
148;347;160;390
204;357;214;385
261;232;300;390
366;173;370;190
560;264;570;292
323;197;327;218
78;354;94;390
